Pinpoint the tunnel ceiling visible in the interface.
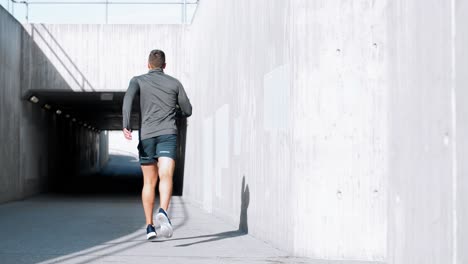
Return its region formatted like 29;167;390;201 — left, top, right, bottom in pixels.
25;91;140;131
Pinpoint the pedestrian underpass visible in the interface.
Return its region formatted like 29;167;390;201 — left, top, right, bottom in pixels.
20;90;188;195
2;1;468;263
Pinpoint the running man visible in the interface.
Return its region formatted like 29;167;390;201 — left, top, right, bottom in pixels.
122;49;192;240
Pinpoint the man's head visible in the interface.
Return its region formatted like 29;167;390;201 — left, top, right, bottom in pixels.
148;49;166;70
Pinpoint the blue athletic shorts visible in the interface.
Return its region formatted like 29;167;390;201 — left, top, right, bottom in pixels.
137;134;177;165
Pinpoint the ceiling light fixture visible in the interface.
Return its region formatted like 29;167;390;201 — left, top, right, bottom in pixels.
29;96;39;103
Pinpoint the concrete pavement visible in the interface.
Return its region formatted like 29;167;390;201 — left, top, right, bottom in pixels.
0;195;317;264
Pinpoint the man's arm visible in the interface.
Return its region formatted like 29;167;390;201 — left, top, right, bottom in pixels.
177;82;192;117
122;77;140;139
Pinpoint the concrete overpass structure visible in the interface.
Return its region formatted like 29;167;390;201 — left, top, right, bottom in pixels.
1;1;468;263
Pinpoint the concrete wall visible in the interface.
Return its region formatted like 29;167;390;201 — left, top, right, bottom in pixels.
455;1;468;263
99;131;109;169
47;116;107;191
182;0;388;260
385;1;457;263
21;24;184;93
0;5;22;202
0;5;52;200
0;6;106;203
0;5;55;201
182;0;468;262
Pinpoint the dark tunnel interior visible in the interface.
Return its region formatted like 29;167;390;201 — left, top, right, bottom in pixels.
26;90;188;196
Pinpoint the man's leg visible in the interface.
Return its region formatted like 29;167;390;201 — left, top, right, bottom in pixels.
157;157;176;211
141;164;159;225
155;157;175;238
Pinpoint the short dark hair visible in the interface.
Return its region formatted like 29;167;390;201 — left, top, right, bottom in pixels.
148;49;166;68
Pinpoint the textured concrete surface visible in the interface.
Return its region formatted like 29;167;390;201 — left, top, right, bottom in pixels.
182;0;388;260
0;5;53;201
0;5;22;202
456;2;468;263
21;23;184;93
183;1;468;262
0;195;343;264
0;6;108;203
385;1;457;263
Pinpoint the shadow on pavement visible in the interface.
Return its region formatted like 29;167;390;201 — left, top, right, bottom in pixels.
154;176;250;247
0;194;145;264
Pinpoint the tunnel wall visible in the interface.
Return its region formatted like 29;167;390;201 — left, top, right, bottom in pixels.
385;1;459;263
20;24;185;93
182;0;387;260
0;5;22;202
455;1;468;263
0;6;106;203
181;0;468;263
99;131;109;170
0;6;53;201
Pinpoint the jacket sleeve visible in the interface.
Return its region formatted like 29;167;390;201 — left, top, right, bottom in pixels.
177;81;192;117
122;77;140;129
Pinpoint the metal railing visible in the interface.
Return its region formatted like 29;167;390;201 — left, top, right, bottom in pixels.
6;0;198;24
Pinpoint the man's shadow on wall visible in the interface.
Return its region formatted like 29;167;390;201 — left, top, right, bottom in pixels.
158;175;250;247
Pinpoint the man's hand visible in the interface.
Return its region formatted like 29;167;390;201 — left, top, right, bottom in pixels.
123;128;132;140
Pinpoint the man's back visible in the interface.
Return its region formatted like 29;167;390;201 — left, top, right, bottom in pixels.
122;68;192;140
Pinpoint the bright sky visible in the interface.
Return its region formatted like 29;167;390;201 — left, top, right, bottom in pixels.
0;0;197;24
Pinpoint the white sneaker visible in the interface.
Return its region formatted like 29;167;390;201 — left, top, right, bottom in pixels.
156;208;173;238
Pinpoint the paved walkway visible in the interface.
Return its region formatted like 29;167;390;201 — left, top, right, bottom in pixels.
0;195;315;264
